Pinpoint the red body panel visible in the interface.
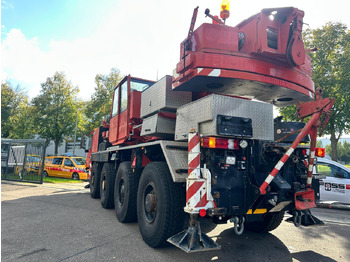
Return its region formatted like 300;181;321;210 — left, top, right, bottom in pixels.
173;8;314;107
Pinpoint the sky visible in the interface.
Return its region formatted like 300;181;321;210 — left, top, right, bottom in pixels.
1;0;350;101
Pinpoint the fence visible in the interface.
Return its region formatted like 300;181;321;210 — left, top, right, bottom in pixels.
1;139;46;184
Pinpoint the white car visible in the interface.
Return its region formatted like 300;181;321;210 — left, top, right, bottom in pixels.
316;158;350;204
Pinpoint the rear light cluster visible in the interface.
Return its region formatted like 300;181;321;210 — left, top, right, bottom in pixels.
201;137;241;149
302;148;325;157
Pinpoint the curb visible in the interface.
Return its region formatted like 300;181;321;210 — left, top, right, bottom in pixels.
317;201;350;210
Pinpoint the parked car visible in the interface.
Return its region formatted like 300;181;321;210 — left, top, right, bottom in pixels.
44;156;88;180
316;158;350;204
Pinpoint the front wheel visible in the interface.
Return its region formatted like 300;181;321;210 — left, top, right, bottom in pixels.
137;162;185;248
72;173;79;180
90;163;102;199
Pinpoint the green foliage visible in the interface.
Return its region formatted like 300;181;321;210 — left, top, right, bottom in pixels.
325;141;350;164
32;72;79;154
1;82;15;137
84;68;122;134
1;82;36;138
279;22;350;160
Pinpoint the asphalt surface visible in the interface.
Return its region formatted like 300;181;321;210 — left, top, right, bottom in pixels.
1;180;350;262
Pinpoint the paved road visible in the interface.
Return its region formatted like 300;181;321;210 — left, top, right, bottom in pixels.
2;181;350;261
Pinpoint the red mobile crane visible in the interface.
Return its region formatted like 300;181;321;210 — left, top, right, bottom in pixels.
86;3;334;253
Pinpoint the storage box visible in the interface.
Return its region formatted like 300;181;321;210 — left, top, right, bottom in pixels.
141;75;192;118
141;114;176;137
175;94;274;141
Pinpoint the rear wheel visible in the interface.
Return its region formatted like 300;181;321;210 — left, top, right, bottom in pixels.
114;162;139;222
43;171;49;177
245;211;285;233
90;163;102;199
100;162;116;209
137;162;185;248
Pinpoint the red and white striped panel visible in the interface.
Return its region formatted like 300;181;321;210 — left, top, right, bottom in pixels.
185;132;216;214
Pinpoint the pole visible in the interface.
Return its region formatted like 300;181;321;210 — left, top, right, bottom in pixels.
73;109;78;155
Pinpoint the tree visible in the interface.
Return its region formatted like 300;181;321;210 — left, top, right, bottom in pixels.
1;82;34;138
32;72;79;154
327;141;350;164
8;97;37;139
279;22;350;161
84;68;122;134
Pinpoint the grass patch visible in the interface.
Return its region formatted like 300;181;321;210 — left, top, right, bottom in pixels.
43;177;85;184
2;173;85;184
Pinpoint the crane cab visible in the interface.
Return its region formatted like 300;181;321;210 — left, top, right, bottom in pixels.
108;75;155;146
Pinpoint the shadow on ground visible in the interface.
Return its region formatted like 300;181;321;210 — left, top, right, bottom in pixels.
1;182;345;262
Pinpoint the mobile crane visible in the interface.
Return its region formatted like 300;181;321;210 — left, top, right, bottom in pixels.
86;2;334;253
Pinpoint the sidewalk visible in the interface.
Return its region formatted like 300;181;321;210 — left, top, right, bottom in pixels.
317;200;350;210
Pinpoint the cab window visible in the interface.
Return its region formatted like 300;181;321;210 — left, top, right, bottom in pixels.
53;157;63;165
64;158;74;167
112;87;119;117
130;79;153;92
120;81;128;112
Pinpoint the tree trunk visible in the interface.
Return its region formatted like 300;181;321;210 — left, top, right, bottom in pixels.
330;131;339;161
54;140;59;155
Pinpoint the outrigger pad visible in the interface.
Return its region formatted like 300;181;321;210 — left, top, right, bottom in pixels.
167;223;221;253
301;210;325;226
286;209;325;226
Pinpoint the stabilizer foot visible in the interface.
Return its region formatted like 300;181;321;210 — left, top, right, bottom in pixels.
167;216;220;253
286;209;325;226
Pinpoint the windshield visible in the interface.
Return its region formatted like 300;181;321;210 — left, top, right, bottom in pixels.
130;79;154;92
72;157;86;166
27;156;41;162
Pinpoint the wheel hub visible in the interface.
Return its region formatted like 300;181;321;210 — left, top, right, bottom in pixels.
145;193;156;213
119;181;125;204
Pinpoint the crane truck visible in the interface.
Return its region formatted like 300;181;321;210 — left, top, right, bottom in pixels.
86;3;334;253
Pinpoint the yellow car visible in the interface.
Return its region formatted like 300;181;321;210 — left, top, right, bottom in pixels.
15;154;41;176
44;156;88;180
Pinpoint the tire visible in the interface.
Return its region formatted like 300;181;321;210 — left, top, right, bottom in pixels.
114;162;139;223
137;162;186;248
90;162;102;199
245;211;285;233
43;171;49;177
100;162;116;209
72;172;79;180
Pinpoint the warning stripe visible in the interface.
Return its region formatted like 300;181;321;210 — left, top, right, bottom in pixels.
188;133;200;153
195;193;209;208
186;181;205;202
260;146;295;194
188;154;200;175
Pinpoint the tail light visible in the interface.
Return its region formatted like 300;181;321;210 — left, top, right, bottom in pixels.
201;137;239;149
315;147;325;157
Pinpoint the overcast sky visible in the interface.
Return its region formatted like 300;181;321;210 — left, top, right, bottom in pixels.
1;0;350;101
